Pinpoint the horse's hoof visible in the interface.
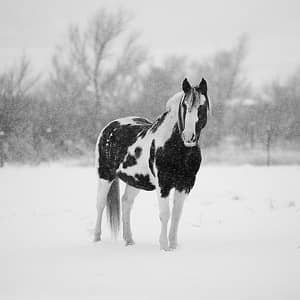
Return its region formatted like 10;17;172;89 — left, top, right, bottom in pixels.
125;240;135;246
169;242;177;250
160;242;170;251
94;234;101;242
160;246;171;251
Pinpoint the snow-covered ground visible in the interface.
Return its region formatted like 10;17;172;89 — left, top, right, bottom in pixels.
0;164;300;299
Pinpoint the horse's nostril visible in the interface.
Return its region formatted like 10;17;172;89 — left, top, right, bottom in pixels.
182;132;197;144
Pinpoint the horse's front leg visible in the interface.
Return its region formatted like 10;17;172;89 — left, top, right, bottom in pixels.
157;191;170;251
169;190;187;249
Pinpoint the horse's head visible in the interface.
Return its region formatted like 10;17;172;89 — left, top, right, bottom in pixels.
178;78;210;147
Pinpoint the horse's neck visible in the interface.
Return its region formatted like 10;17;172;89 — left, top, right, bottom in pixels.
152;92;183;147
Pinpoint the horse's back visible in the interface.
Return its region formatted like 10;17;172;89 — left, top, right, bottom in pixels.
96;116;152;182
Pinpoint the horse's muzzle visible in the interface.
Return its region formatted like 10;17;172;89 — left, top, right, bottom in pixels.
183;140;197;147
182;132;197;147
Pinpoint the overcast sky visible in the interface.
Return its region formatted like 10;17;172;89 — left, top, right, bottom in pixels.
1;0;300;87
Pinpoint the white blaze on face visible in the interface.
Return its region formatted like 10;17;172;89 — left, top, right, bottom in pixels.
182;107;198;145
181;90;203;147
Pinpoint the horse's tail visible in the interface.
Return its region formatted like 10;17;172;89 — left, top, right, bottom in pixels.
106;178;120;237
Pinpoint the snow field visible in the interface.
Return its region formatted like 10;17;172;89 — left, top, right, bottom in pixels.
0;165;300;299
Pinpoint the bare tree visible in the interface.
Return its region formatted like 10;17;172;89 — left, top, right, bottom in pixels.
192;35;251;145
0;55;39;98
0;55;39;135
0;56;39;163
134;56;187;120
284;68;300;140
51;8;147;133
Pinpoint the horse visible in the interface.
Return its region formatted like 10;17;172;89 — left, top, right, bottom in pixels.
94;77;210;250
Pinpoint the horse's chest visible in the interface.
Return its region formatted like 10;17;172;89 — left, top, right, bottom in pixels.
155;146;201;197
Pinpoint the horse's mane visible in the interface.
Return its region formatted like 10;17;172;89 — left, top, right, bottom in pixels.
166;92;184;113
166;90;211;116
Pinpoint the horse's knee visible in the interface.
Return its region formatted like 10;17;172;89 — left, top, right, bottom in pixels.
158;196;170;222
159;209;170;222
122;185;139;206
121;194;127;203
122;193;134;206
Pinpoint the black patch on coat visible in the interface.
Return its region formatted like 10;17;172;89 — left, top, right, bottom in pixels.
155;125;202;198
149;139;156;176
134;147;142;158
151;111;168;133
195;105;208;140
123;154;137;168
97;118;152;181
118;171;155;191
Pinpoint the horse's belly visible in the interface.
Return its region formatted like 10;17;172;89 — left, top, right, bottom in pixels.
116;136;156;191
117;170;155;191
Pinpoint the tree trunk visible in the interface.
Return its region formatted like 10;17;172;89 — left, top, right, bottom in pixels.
266;129;272;166
0;140;4;167
250;126;255;149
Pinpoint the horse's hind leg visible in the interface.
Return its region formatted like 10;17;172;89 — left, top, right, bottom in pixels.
122;184;139;246
94;178;112;242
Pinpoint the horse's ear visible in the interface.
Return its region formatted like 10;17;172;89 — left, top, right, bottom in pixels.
199;78;207;95
199;78;210;112
182;78;192;93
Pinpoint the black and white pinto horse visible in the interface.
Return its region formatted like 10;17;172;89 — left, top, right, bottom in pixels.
94;78;210;250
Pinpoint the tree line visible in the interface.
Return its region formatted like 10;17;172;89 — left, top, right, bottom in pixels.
0;8;299;164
